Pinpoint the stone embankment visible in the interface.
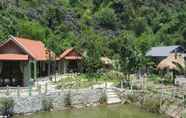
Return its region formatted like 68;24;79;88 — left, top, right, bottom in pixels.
1;88;104;114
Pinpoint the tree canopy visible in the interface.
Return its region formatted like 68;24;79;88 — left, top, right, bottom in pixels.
0;0;186;73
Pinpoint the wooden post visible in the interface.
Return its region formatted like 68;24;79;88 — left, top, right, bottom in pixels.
184;95;186;107
105;80;107;89
141;77;144;90
171;88;174;98
28;61;31;80
48;61;51;81
120;80;123;89
24;61;31;87
38;84;41;95
24;62;30;86
130;79;133;94
48;60;50;76
182;95;184;104
160;78;163;109
173;88;176;99
54;58;57;82
45;83;48;94
29;85;32;96
78;78;80;88
91;79;93;89
160;90;162;109
144;76;147;91
34;61;37;81
63;61;67;74
6;85;9;96
17;85;20;97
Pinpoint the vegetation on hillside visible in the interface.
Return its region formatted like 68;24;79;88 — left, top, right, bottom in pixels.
1;0;186;73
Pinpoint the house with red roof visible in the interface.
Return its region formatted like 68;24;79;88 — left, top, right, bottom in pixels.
57;48;83;74
0;36;55;86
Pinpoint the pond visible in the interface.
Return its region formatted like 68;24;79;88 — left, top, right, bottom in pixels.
15;104;167;118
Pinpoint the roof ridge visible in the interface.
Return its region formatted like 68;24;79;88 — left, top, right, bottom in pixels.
152;45;180;48
12;36;37;60
59;48;74;59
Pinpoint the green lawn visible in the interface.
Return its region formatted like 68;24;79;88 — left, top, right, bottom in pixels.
55;73;121;89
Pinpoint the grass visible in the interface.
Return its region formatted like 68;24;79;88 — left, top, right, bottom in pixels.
183;113;186;118
148;74;161;83
148;73;174;85
0;97;14;116
56;74;100;89
56;73;121;89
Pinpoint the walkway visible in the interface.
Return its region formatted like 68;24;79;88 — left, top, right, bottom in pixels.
92;82;121;104
106;88;121;104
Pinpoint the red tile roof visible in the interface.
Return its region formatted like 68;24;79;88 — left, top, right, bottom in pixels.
0;36;54;61
0;54;28;61
65;56;82;60
59;48;82;60
59;48;74;59
14;37;47;61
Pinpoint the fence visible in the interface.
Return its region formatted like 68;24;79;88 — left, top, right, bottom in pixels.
124;79;186;109
0;83;50;97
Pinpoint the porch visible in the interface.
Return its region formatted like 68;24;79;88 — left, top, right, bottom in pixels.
57;48;83;74
0;60;54;87
58;60;82;74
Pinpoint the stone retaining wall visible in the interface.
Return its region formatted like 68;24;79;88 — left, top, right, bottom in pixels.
2;88;104;114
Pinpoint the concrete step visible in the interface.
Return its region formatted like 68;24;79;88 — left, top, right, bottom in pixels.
106;88;121;104
106;92;118;96
107;98;121;104
106;89;114;92
107;97;121;101
107;95;119;98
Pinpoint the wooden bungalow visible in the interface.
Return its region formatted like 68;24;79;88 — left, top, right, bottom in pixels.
0;36;55;87
57;48;83;74
146;45;185;63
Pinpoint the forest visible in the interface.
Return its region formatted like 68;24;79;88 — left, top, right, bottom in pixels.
0;0;186;73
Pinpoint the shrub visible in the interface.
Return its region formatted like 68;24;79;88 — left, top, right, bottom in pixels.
127;94;139;103
142;96;161;113
0;97;14;117
148;74;161;81
64;91;72;107
99;92;107;104
42;97;53;111
104;70;125;80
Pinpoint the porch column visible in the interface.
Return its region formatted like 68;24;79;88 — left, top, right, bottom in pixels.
60;61;63;74
23;61;31;86
78;60;83;73
48;61;50;76
58;61;62;74
63;60;68;74
33;61;37;80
